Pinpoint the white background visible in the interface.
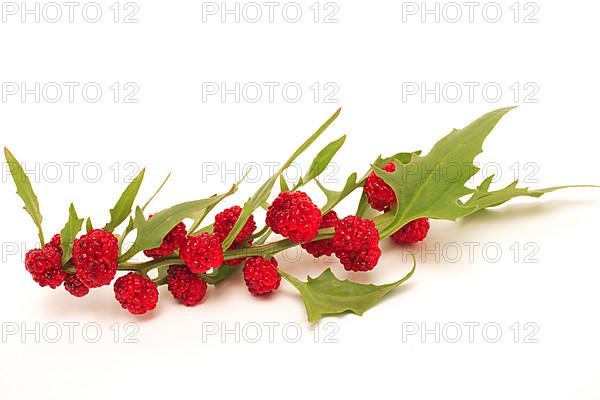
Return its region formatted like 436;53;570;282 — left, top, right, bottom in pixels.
1;0;599;398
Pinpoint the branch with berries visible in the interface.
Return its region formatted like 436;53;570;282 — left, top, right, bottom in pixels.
5;107;596;322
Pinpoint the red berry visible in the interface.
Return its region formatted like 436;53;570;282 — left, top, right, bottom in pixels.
114;272;158;315
167;265;207;306
179;233;224;273
364;162;397;211
243;257;281;296
391;218;430;244
213;205;256;245
24;247;65;288
214;205;257;266
73;229;118;288
46;234;62;255
336;246;382;272
266;191;322;243
301;210;339;258
64;273;89;297
143;216;187;259
333;216;382;272
333;216;379;251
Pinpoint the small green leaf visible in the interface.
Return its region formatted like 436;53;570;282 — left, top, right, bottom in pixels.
463;176;599;215
60;203;84;264
202;265;241;285
280;257;416;323
4;147;45;245
316;172;360;213
300;134;346;186
279;175;290;192
104;169;145;232
221;108;341;250
120;184;239;261
85;217;93;232
118;172;171;251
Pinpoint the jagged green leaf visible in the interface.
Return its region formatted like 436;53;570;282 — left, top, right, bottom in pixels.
104;169;145;232
4;147;45;245
280;258;415;323
463;176;598;215
221;108;341;250
374;107;516;238
60;203;84;264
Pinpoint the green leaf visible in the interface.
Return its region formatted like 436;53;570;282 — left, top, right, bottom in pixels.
221;108;341;250
316;172;360;213
202;265;241;285
280;257;416;323
85;217;93;232
142;172;171;212
316;151;421;216
104;169;145;232
374;107;516;238
4;147;45;245
300;134;346;187
60;203;84;264
118;172;171;251
279;175;290;192
120;184;239;261
463;176;598;215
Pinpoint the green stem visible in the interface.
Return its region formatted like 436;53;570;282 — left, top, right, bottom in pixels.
107;213;393;286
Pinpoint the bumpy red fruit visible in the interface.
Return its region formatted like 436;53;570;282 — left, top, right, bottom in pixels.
24;247;65;288
143;216;187;258
265;191;322;243
72;229;118;288
113;272;158;315
64;273;89;297
333;215;382;272
213;205;256;245
167;265;207;306
301;210;339;257
364;162;397;211
46;234;62;255
336;246;382;272
391;218;430;244
243;257;281;296
179;233;224;273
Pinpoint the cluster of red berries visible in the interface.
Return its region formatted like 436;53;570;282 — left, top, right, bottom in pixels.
23;161;430;315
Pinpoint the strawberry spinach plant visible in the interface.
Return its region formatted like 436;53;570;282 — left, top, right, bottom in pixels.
5;107;594;321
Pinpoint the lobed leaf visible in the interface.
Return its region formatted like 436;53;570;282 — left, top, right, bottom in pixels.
280;256;416;323
374;107;516;238
463;176;598;216
4;147;45;245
